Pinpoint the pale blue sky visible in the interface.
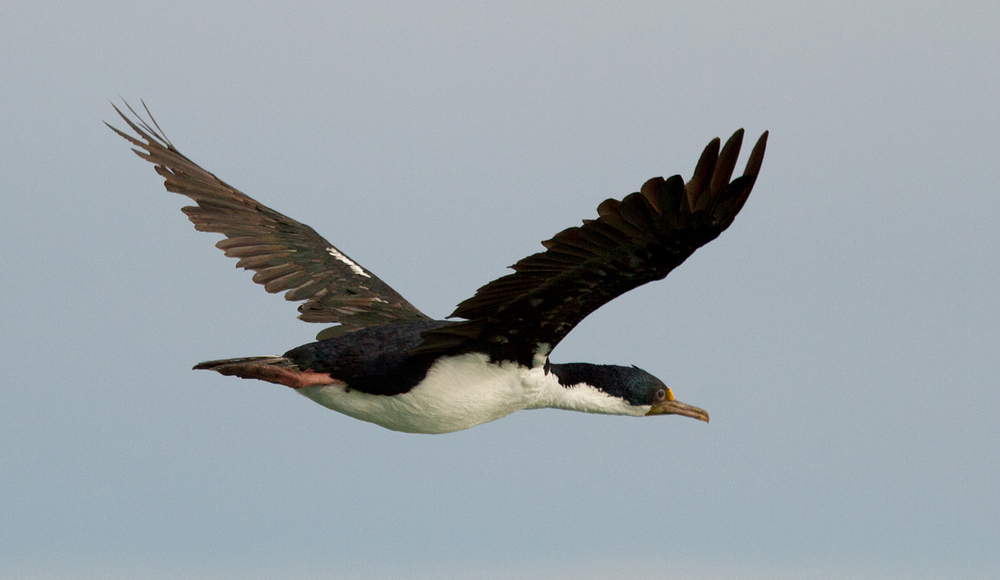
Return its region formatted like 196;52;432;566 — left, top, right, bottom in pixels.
2;1;998;578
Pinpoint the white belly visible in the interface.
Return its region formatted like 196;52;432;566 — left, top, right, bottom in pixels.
296;353;554;434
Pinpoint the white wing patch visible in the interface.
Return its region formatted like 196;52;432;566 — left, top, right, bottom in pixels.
326;247;370;278
533;342;551;368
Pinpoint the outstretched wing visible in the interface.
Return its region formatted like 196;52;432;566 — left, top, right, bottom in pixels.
416;130;767;365
108;102;430;337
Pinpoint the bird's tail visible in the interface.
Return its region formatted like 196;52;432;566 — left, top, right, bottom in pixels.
194;356;300;386
193;356;295;371
193;356;337;389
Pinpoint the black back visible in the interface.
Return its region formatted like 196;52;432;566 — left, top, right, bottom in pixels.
284;320;449;396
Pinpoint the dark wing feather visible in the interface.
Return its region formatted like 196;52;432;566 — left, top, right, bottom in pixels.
416;130;767;365
108;102;430;337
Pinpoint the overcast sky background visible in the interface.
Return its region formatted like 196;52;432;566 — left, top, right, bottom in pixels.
2;1;998;579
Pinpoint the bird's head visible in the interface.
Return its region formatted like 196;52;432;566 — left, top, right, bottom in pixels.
626;366;710;422
548;363;709;422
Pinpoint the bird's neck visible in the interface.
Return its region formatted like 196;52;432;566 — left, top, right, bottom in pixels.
529;362;648;416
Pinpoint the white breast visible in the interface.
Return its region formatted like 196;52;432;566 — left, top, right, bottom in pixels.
296;353;560;434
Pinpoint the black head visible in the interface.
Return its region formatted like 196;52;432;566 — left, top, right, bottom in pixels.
549;363;710;422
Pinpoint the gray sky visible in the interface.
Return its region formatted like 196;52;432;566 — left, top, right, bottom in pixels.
2;1;998;578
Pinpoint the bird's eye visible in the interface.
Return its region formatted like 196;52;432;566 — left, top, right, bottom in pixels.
655;388;667;402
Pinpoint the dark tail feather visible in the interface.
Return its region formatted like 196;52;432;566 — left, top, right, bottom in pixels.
192;356;337;389
193;356;295;370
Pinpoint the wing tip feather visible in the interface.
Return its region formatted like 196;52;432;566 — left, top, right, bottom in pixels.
424;129;769;358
